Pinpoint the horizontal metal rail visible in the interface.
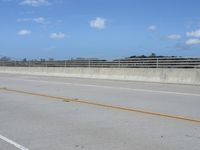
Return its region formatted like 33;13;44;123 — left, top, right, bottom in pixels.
0;58;200;68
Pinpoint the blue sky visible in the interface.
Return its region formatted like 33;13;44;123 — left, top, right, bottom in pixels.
0;0;200;59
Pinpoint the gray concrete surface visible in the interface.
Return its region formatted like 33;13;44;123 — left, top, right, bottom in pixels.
0;73;200;150
0;67;200;85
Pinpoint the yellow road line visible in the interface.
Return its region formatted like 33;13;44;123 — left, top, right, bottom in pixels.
0;87;200;124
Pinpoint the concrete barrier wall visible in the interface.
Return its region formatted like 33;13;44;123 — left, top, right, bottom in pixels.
0;67;199;85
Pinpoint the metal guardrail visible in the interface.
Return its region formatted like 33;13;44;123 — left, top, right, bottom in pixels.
0;58;200;68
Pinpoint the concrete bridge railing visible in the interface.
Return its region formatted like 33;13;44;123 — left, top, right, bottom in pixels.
0;67;199;85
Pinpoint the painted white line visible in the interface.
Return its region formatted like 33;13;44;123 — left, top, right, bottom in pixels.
0;134;29;150
0;76;200;97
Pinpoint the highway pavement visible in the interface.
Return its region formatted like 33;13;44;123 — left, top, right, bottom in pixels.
0;73;200;150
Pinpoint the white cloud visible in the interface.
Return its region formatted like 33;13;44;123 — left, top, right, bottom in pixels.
186;38;200;45
168;34;182;40
34;17;45;23
18;29;32;35
33;17;49;24
50;32;66;39
17;17;50;24
90;17;106;29
148;25;157;31
20;0;50;7
186;29;200;38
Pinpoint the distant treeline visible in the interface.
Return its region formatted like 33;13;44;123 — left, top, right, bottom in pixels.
0;53;184;62
128;53;179;59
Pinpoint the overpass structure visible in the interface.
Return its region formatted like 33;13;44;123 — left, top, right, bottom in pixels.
0;57;200;149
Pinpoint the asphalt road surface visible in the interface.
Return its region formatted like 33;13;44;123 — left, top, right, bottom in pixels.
0;73;200;150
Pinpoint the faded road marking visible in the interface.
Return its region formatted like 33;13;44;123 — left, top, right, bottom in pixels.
0;134;29;150
0;87;200;124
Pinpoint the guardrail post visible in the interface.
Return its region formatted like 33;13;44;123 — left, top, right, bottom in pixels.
156;58;159;68
88;59;91;68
